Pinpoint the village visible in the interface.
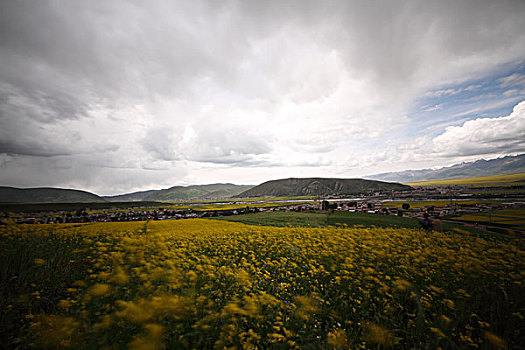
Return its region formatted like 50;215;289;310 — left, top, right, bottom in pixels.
7;191;524;230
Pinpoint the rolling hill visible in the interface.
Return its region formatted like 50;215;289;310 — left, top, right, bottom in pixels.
367;154;525;183
237;178;412;198
103;190;160;202
0;187;105;203
143;183;254;201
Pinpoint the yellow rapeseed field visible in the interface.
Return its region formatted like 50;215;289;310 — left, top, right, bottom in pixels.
0;219;523;349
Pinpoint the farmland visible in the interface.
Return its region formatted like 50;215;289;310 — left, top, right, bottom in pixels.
1;219;523;349
450;209;525;228
408;172;525;187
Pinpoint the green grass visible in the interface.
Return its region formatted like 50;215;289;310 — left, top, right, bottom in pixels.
213;211;420;229
213;210;431;230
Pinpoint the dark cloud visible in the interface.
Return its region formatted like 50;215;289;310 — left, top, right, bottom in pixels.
0;0;524;192
0;141;71;157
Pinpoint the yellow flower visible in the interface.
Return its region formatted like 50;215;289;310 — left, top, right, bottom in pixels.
440;315;452;324
57;300;72;309
294;294;320;320
110;267;129;286
267;333;286;343
33;258;46;265
88;283;112;297
128;323;165;350
484;331;506;349
327;328;348;349
430;327;447;338
72;280;87;287
443;299;455;309
392;278;412;291
30;315;80;349
363;322;396;346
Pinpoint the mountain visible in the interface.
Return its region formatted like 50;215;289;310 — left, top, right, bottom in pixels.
367;154;525;183
237;178;412;198
0;187;105;203
143;183;254;201
103;190;159;202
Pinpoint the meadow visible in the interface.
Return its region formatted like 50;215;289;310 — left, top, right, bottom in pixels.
214;211;423;230
1;219;523;349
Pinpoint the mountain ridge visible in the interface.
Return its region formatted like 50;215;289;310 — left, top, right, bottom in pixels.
143;183;254;201
367;154;525;183
237;178;412;197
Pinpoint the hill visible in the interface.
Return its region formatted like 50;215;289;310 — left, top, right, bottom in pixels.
367;154;525;183
103;190;160;202
237;178;412;198
0;187;105;203
144;183;254;201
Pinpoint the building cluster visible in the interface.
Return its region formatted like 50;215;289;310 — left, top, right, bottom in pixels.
3;195;523;225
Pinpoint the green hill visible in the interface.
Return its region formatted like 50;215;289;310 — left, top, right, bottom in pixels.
103;190;160;202
0;187;105;203
237;178;412;197
144;183;254;201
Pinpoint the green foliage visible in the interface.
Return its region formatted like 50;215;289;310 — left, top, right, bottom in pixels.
145;184;254;201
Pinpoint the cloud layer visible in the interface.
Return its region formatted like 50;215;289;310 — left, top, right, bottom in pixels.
1;0;525;193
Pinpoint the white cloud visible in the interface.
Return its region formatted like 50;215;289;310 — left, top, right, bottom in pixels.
498;73;525;88
348;101;525;176
431;101;525;157
423;104;442;112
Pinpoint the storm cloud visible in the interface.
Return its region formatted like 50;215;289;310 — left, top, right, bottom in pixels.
1;0;524;194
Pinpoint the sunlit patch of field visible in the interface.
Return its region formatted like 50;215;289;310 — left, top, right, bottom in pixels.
408;172;525;187
381;199;509;209
451;209;525;227
1;219;523;349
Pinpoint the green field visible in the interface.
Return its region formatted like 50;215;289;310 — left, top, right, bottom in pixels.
408;172;525;187
214;211;419;229
214;211;495;237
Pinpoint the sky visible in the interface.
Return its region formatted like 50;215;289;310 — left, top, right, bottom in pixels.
1;0;525;195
